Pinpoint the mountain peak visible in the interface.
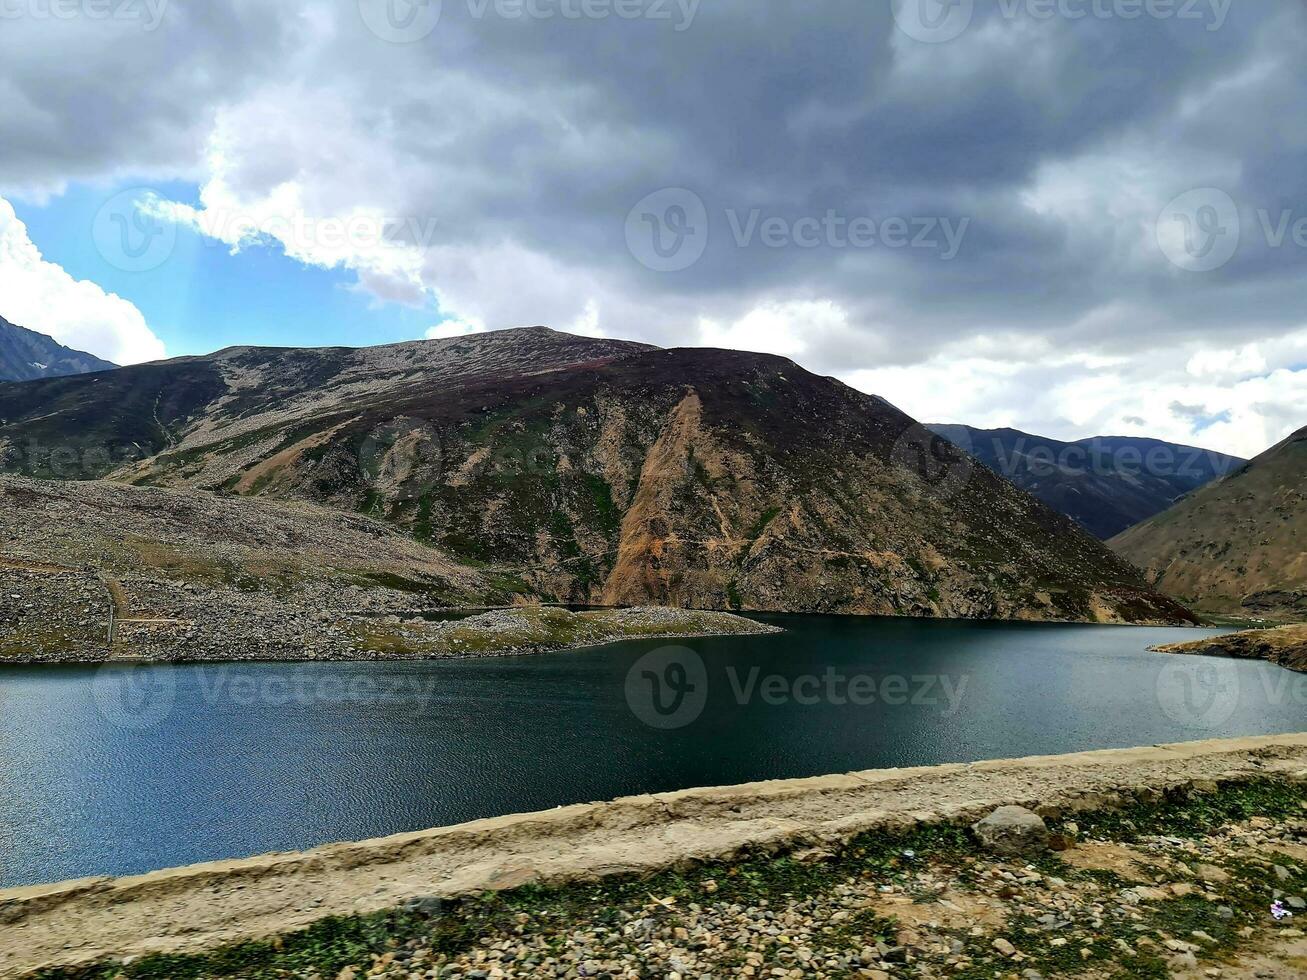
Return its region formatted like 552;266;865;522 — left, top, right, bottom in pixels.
1111;422;1306;619
928;423;1245;539
0;315;117;383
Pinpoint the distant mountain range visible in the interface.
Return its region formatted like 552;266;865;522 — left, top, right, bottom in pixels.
928;425;1244;539
1112;425;1306;620
0;315;116;382
0;326;1191;624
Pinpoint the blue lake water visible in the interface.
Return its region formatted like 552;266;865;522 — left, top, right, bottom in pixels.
0;615;1303;887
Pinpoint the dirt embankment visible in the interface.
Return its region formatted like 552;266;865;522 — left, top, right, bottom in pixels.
2;734;1306;978
1153;623;1307;673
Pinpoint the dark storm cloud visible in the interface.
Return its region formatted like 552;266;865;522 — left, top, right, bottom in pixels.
0;1;297;193
1;0;1305;419
285;0;1307;365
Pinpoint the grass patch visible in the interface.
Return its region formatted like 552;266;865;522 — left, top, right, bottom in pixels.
347;570;453;596
1068;779;1307;843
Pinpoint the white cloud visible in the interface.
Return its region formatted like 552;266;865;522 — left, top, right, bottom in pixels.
152;121;432;306
1186;343;1268;381
846;335;1307;459
425;317;485;340
697;301;844;358
0;197;165;365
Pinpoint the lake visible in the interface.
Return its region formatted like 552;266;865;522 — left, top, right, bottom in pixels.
1;614;1303;888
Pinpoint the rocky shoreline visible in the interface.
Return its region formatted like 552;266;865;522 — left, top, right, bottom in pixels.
0;603;780;665
1152;624;1307;674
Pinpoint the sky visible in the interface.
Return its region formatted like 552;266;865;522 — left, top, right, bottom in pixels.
0;0;1305;459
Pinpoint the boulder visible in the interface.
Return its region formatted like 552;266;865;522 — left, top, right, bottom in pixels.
972;805;1050;857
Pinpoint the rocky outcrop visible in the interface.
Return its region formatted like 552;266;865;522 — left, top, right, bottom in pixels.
1152;624;1307;673
971;805;1050;857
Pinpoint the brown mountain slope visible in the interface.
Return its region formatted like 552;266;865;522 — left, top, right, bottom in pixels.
0;475;772;662
1111;425;1307;619
0;327;1192;623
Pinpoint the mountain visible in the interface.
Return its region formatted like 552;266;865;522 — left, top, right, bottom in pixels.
0;326;1192;624
928;425;1244;539
0;314;116;382
1111;425;1307;620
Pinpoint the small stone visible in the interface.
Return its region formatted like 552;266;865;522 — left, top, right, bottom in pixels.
1194;864;1230;884
972;807;1050;857
992;938;1017;956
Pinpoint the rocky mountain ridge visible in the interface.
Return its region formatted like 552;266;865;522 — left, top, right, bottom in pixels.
0;314;116;382
0;327;1194;624
928;424;1244;539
